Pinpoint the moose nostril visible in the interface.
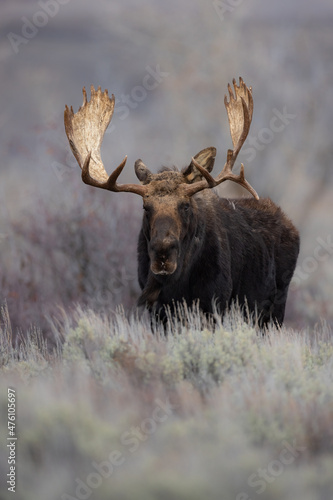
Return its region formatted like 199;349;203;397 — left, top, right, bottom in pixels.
151;240;177;256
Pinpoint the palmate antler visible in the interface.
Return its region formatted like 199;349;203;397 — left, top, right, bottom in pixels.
64;79;258;200
187;77;259;199
64;85;146;196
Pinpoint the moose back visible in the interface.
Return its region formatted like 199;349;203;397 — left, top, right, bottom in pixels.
64;78;299;327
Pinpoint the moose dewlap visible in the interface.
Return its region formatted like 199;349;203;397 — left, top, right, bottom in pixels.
64;77;299;327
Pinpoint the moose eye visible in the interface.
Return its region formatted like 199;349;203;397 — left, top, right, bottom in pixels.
143;204;152;213
180;202;190;213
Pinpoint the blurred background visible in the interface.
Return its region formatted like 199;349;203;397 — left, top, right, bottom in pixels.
1;0;333;335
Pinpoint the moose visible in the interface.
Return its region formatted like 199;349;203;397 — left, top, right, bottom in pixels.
64;78;299;327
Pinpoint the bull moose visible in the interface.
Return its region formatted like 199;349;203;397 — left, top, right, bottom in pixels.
64;77;299;327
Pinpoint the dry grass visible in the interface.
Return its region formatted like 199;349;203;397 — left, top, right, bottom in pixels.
0;304;332;500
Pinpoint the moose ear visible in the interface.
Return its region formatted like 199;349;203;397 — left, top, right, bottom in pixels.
135;159;153;185
183;147;216;183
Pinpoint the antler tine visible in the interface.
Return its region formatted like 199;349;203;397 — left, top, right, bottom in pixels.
223;77;253;163
81;152;147;196
184;78;259;200
64;85;148;197
183;157;216;197
185;156;259;200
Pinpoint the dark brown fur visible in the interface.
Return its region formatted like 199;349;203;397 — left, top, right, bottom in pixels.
137;171;300;327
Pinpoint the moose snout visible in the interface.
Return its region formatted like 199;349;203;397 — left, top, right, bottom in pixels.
149;237;179;276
